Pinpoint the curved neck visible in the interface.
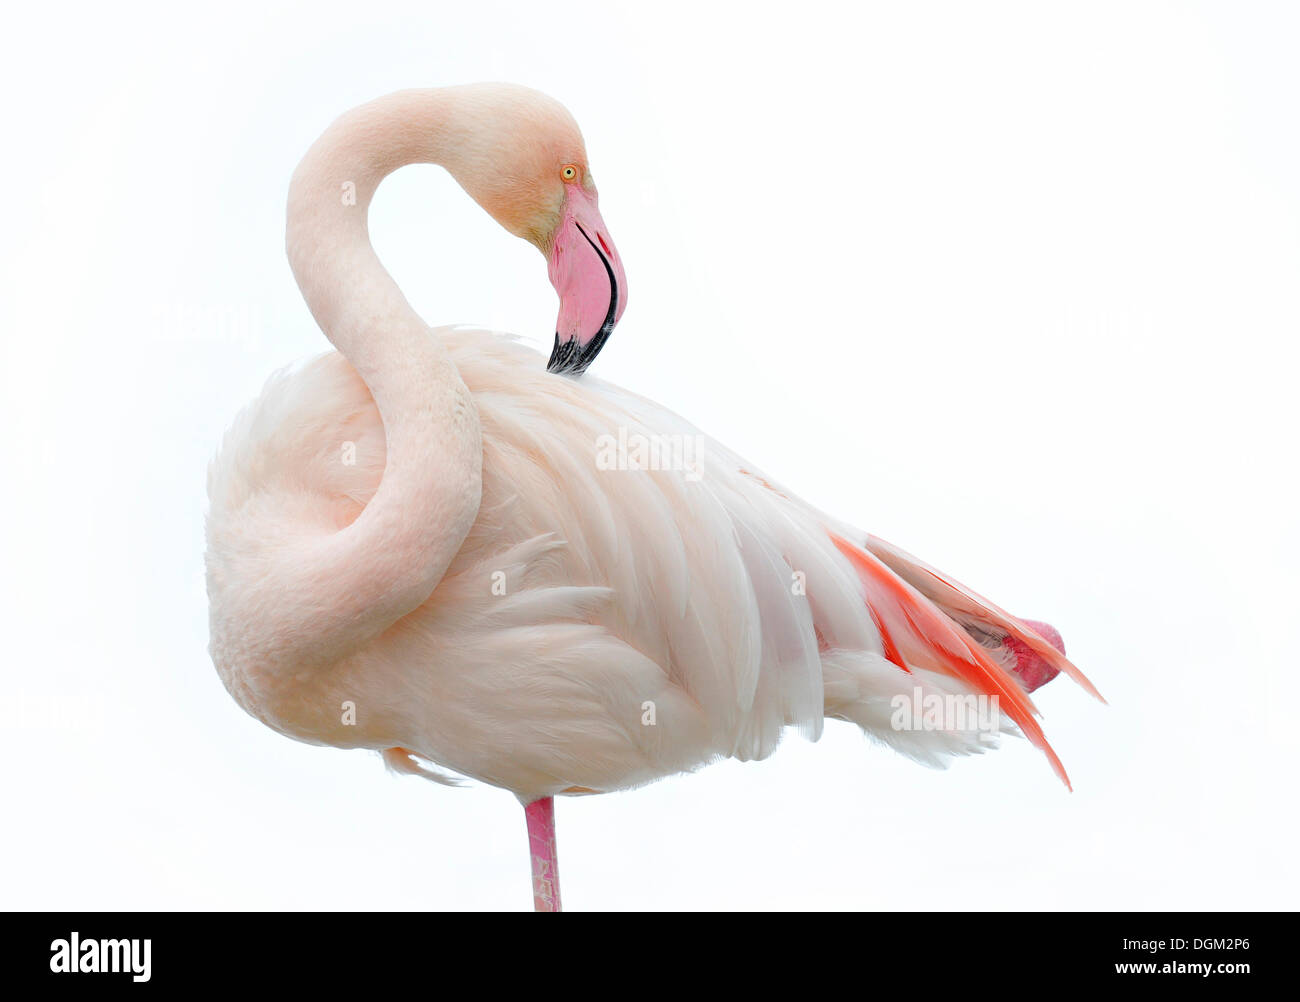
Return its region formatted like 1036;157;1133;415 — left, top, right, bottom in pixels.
264;90;482;669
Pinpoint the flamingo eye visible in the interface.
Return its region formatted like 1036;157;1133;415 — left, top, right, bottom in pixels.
561;164;579;182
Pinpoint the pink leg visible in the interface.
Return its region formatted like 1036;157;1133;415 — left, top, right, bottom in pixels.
524;797;561;912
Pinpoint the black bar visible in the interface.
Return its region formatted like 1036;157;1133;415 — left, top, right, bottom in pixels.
0;911;1280;989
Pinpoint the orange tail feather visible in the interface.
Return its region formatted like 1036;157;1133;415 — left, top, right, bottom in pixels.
829;533;1074;789
864;535;1105;703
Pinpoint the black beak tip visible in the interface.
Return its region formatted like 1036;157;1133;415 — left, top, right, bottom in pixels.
547;333;594;376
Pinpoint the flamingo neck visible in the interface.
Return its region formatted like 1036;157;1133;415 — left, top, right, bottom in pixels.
252;91;482;672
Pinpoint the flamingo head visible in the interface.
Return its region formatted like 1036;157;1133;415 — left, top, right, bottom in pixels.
439;84;627;375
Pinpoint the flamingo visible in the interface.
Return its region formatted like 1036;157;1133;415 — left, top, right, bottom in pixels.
205;83;1102;912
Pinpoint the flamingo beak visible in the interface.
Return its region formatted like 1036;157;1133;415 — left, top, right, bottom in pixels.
546;186;627;374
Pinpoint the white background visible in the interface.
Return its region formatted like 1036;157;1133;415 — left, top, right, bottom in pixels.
2;1;1296;910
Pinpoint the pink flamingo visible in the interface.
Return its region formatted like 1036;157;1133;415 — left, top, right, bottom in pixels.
205;84;1101;912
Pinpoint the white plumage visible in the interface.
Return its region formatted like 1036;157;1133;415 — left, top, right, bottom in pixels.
208;327;1077;797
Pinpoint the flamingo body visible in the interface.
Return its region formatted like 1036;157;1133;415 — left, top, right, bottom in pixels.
208;328;1091;798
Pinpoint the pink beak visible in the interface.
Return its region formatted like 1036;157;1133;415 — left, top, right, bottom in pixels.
546;185;627;374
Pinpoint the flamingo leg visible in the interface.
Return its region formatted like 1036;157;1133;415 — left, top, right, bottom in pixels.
524;796;561;912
